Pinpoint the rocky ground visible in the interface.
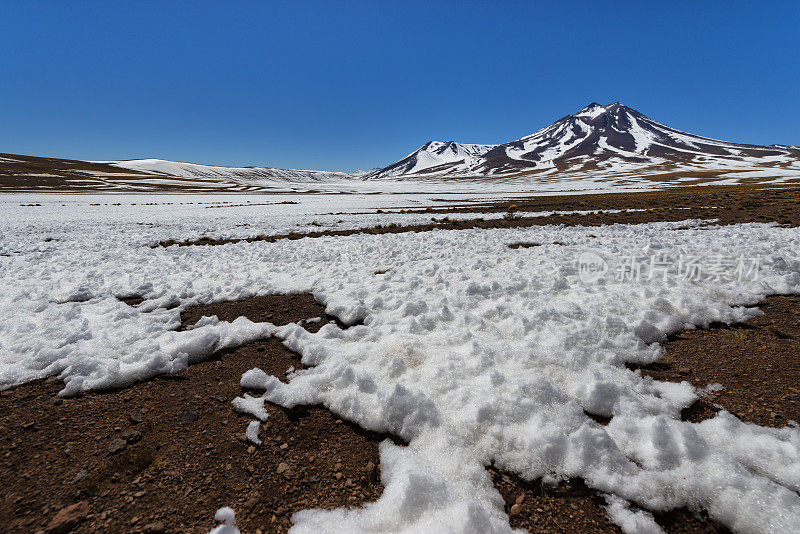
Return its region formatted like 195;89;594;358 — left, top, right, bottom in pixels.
1;185;798;533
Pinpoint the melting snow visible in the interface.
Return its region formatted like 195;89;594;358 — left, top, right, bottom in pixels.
2;194;800;533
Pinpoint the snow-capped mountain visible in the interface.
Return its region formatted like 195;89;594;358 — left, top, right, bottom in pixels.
2;102;799;193
0;153;356;193
372;141;494;178
366;102;800;179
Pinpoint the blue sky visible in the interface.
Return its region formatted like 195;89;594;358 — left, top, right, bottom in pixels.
1;1;798;171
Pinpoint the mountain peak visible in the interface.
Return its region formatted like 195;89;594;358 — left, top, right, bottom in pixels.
574;101;626;119
366;101;800;180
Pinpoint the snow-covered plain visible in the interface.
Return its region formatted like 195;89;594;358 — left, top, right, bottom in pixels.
2;194;800;533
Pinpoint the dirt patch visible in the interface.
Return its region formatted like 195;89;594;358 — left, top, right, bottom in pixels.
0;294;389;533
489;468;728;533
635;294;800;427
118;295;146;307
490;470;620;532
178;294;339;331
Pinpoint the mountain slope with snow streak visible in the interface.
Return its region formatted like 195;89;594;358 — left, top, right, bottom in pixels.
0;152;357;193
3;102;799;193
103;158;351;182
366;102;800;180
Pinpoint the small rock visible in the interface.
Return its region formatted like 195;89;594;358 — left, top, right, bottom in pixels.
180;409;198;423
247;445;256;454
121;429;142;444
277;462;290;474
677;367;692;377
279;442;288;450
510;503;521;515
334;472;343;480
140;522;165;534
108;438;127;454
129;411;144;424
71;469;88;484
365;461;375;472
52;398;63;406
45;501;90;534
514;494;525;506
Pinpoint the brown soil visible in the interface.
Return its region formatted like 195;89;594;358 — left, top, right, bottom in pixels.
490;472;621;533
156;185;800;248
176;294;348;331
635;295;800;427
490;471;728;534
0;295;389;533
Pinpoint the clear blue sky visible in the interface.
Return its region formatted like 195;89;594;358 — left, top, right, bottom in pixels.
1;1;798;171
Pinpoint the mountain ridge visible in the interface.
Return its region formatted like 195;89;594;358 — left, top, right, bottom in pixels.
364;102;800;180
2;102;799;192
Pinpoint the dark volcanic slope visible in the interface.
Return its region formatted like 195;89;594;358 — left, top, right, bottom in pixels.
367;102;800;179
0;153;153;191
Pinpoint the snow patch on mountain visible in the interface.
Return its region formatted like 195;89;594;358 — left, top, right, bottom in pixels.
366;102;800;180
101;158;351;182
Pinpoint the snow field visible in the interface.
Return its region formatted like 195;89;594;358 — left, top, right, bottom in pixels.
232;223;800;533
2;196;800;532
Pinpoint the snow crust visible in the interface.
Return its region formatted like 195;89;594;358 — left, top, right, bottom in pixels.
2;194;800;533
209;507;240;534
603;494;663;534
246;420;262;445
